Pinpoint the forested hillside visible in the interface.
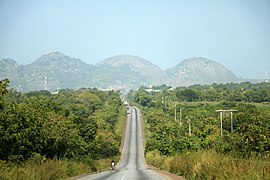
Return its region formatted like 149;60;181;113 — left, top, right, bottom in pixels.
128;82;270;179
0;79;125;179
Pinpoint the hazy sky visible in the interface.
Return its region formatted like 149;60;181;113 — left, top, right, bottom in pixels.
0;0;270;79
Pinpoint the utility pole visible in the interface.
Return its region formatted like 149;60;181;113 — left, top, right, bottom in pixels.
218;111;223;136
179;108;182;127
188;116;191;136
174;103;183;126
174;103;177;122
230;112;233;133
216;109;237;136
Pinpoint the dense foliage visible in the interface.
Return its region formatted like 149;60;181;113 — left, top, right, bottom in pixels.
130;82;270;178
129;82;270;157
0;79;123;163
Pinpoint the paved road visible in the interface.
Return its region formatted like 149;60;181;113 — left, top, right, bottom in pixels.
78;106;165;180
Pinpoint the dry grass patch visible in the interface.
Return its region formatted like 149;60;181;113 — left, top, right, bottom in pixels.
146;150;270;180
0;159;90;180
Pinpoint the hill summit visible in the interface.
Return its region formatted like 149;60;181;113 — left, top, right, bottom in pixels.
166;57;238;86
0;52;239;92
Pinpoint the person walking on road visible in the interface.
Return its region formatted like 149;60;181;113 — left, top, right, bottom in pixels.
111;160;115;171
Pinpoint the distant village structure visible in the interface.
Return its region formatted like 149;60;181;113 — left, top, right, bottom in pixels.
44;76;48;90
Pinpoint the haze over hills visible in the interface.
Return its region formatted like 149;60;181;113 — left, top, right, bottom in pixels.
22;52;95;90
0;58;20;79
166;57;238;86
0;52;241;92
95;55;166;89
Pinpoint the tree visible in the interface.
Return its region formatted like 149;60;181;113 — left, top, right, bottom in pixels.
176;89;198;102
0;79;9;100
0;86;124;162
134;91;152;106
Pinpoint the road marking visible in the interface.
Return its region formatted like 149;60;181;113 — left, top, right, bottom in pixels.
120;170;129;180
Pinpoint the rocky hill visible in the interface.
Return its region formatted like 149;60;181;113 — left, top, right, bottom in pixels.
166;57;238;86
0;52;95;91
0;58;21;88
0;52;239;92
95;55;166;90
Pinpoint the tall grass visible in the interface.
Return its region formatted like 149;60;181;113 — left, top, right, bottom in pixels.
92;156;120;172
0;159;90;180
146;150;270;179
0;156;121;180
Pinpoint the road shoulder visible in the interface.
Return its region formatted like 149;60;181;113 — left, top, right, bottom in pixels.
147;165;186;180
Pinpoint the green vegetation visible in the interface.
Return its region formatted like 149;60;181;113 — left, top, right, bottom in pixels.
0;79;125;179
0;159;90;180
129;82;270;179
146;150;270;179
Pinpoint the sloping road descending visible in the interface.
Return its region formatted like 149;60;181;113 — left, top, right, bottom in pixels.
79;106;165;180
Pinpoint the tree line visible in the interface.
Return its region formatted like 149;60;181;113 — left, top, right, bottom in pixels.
129;82;270;157
0;79;123;163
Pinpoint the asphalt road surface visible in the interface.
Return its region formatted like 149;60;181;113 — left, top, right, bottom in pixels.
78;106;165;180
